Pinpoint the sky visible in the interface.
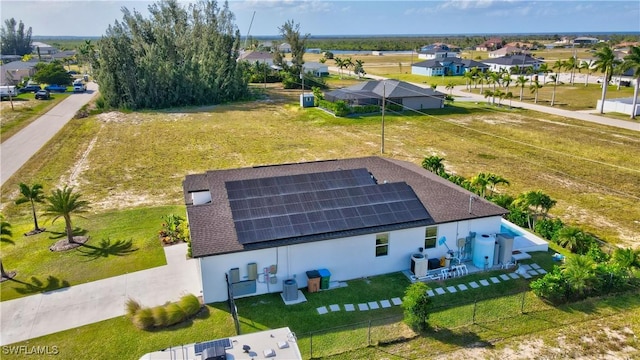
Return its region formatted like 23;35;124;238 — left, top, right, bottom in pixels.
1;0;639;38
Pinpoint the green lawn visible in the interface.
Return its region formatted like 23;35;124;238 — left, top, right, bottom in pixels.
3;254;639;359
0;206;178;300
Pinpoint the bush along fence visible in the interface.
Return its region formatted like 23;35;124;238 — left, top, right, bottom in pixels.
317;99;403;117
295;287;640;359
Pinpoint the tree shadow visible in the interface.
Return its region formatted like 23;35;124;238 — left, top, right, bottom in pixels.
425;326;493;349
48;227;87;240
13;275;71;295
1;237;15;245
75;238;138;260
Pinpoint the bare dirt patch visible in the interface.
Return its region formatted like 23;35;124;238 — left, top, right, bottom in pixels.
49;236;90;251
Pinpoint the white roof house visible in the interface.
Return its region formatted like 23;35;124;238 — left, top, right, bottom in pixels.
278;42;292;53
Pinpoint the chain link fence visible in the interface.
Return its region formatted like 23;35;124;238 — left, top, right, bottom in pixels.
298;288;621;359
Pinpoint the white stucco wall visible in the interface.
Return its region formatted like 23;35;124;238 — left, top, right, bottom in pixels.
199;216;503;303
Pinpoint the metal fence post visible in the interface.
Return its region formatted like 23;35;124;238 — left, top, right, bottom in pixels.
472;300;477;324
521;291;526;314
310;333;313;359
368;320;372;345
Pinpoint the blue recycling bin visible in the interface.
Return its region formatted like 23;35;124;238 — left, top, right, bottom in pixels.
318;268;331;290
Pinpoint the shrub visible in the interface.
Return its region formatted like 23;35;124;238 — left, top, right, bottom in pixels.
530;267;569;304
151;306;168;327
534;218;564;240
165;303;187;326
132;308;154;329
179;294;201;316
125;298;141;319
402;282;431;331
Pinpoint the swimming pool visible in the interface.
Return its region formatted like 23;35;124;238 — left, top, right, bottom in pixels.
499;219;548;253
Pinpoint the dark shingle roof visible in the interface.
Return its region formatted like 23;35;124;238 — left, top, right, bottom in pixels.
412;58;488;69
324;80;445;101
481;54;543;66
183;157;507;258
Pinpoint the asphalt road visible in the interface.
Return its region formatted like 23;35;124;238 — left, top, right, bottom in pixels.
0;82;99;186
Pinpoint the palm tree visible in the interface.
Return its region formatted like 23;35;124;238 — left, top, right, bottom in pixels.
470;173;490;197
43;186;90;244
334;57;344;78
593;46;616;114
555;226;587;253
353;59;365;79
445;81;455;95
538;63;550;85
463;70;474;90
623;46;640;119
343;57;354;77
421;155;446;176
15;183;45;233
0;215;15;280
502;73;512;92
565;56;577;85
505;91;514;108
529;80;542;104
494;89;505;106
516;75;527;101
562;255;597;297
483;89;494;105
515;190;556;229
580;59;595;86
548;74;559;106
612;247;640;270
510;65;521;76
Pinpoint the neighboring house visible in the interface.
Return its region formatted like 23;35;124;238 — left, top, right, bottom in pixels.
504;42;536;50
1;55;22;64
183;156;509;303
323;80;446;110
488;46;523;58
302;61;329;77
51;50;77;62
31;41;58;55
411;58;488;77
475;37;503;52
237;51;274;66
417;44;460;59
0;60;37;85
573;37;599;45
481;54;544;73
278;42;292;53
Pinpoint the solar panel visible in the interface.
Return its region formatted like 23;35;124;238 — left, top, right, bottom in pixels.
226;169;431;244
194;338;232;354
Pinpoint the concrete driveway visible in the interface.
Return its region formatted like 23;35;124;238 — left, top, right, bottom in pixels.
0;243;202;345
0;82;99;185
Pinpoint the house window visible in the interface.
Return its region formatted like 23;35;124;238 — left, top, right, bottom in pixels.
424;226;437;249
375;233;389;257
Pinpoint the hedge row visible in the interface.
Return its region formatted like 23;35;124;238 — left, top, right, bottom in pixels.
319;100;405;117
126;294;201;330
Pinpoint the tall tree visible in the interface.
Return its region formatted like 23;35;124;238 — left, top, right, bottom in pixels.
529;80;542;104
33;61;72;85
516;75;527;100
580;59;595;86
623;46;640;119
0;18;33;56
593;46;616;114
95;0;248;110
562;255;597;297
515;190;556;229
43;186;90;244
0;215;15;280
538;63;550;85
353;59;366;78
15;183;45;233
548;74;559;106
278;19;309;76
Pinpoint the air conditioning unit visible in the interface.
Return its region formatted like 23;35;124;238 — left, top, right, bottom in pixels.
282;279;298;301
411;253;428;278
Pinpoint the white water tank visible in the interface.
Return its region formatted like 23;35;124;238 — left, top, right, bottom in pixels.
473;234;495;269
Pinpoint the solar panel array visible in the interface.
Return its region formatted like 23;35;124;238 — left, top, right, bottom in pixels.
226;169;430;245
194;338;231;354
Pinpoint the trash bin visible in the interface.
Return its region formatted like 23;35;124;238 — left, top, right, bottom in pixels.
306;270;320;293
318;268;331;290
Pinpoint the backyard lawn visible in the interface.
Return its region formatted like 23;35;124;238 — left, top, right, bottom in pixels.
2;252;639;359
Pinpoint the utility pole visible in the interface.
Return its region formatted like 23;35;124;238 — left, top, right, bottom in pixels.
381;81;385;154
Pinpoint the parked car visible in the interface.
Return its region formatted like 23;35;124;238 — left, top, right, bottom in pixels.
44;84;68;93
18;84;42;93
73;79;86;93
35;89;51;100
0;85;18;100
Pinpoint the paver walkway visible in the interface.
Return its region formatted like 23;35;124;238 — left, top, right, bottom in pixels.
0;243;201;345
